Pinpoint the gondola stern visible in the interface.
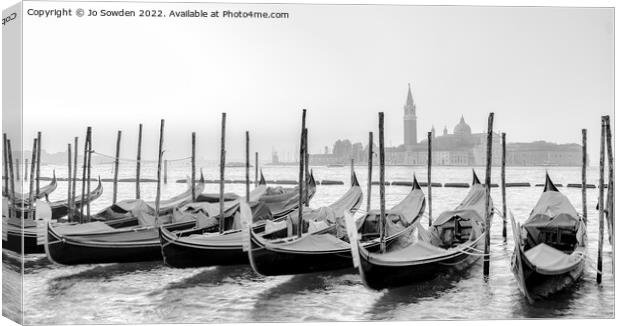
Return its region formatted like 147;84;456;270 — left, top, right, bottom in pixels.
351;171;360;187
412;174;422;190
259;170;266;185
543;172;559;192
472;170;481;185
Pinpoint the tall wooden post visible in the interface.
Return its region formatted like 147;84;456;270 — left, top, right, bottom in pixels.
304;128;310;207
501;132;507;242
582;129;587;224
36;131;41;196
3;134;9;202
6;140;16;218
366;132;373;213
24;159;28;181
378;112;386;253
164;159;168;184
80;127;91;222
427;131;432;226
136;124;143;199
297;110;307;238
604;115;614;272
155;119;165;225
67;143;73;221
483;112;494;278
246;131;250;201
86;129;92;221
15;159;19;181
71;137;78;218
597;116;606;284
191;132;196;201
254;152;259;187
27;139;37;219
219;113;227;234
112;130;122;204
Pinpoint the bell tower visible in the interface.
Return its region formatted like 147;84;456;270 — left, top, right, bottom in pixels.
403;83;417;150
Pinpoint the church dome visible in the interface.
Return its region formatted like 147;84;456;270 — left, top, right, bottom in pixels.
453;116;472;136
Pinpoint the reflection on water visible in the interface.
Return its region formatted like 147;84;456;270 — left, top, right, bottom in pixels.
1;165;615;323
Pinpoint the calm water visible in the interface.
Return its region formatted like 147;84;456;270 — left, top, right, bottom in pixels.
3;164;615;323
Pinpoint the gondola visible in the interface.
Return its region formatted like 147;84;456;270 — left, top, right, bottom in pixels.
510;174;586;303
248;171;389;276
88;175;206;227
158;172;317;268
14;178;104;219
356;171;491;290
44;180;206;265
2;171;58;205
2;180;104;254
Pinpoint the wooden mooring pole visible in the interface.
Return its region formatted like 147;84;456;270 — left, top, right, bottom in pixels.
6;140;16;217
15;159;19;181
304;128;310;207
86;129;92;221
483;112;494;278
112;131;122;204
27;139;37;219
164;159;168;184
67;143;72;221
254;152;259;187
427;131;432;226
597;116;606;284
501;132;507;242
378;112;386;253
582;129;587;224
3;134;10;206
136;124;143;199
219;113;227;234
24;159;28;181
191;132;196;201
366;132;373;213
297;109;307;238
80;127;91;222
604;115;614;274
71;137;78;219
155;119;165;225
36;131;41;196
246;131;250;201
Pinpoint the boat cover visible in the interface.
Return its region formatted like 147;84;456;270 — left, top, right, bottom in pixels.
432;183;489;227
522;191;580;247
184;229;244;247
524;243;584;273
53;221;117;235
266;233;351;252
366;239;448;263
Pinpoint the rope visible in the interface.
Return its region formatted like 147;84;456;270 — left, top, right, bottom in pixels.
91;151;192;163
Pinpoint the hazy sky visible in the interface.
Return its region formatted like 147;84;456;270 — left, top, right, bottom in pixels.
19;2;613;162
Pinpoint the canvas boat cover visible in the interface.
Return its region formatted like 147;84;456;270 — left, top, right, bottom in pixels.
364;189;426;228
53;221;117;235
266;233;351;252
366;238;448;263
93;182;204;221
183;229;245;247
522;191;580;248
524;243;585;274
433;183;489;227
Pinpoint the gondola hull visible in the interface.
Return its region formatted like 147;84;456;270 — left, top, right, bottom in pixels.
160;231;248;268
45;221;195;265
511;249;585;301
359;240;483;290
2;229;41;254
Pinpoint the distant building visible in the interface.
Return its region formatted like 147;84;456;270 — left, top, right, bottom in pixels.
308;83;584;167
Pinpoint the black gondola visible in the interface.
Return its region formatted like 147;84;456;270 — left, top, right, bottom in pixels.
44;180;205;265
158;172;317;268
2;180;104;254
510;173;586;303
247;171;413;276
356;171;491;290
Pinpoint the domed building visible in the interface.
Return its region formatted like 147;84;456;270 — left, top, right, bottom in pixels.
453;116;472;136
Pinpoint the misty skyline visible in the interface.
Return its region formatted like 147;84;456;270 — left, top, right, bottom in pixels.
13;2;612;162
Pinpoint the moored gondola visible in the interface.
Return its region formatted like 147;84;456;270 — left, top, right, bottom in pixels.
2;180;104;254
509;173;586;303
248;171;396;276
2;172;58;205
158;172;317;268
44;180;205;265
356;171;491;290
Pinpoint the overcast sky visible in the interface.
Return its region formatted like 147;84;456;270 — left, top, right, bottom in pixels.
19;2;613;162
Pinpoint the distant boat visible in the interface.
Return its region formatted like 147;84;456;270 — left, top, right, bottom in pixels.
225;162;253;168
326;163;345;168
